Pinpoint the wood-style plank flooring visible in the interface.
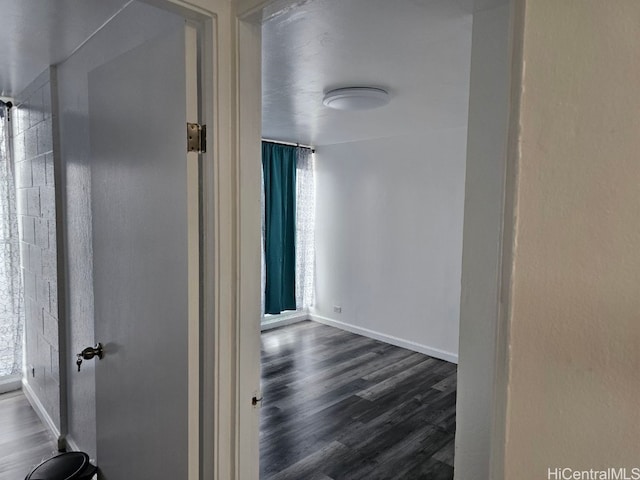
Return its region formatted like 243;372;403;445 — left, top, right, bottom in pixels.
260;321;457;480
0;390;58;480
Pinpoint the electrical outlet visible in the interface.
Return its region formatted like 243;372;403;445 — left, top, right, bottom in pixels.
333;305;342;314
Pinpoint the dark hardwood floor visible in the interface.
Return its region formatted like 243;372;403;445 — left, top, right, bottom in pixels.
1;322;456;480
260;321;457;480
0;390;57;479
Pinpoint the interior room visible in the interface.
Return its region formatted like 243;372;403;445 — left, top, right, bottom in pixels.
258;0;471;478
0;0;490;476
2;0;635;479
260;0;470;355
0;0;478;477
0;0;536;477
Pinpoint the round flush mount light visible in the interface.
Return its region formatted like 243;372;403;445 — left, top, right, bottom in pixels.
322;87;390;111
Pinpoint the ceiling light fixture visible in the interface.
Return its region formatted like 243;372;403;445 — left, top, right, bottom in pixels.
322;87;390;111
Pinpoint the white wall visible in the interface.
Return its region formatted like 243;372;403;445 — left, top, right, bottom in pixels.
12;68;64;441
505;0;640;476
56;2;184;457
312;129;466;362
455;2;513;479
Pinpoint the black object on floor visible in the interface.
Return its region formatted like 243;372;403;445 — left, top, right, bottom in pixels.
25;452;97;480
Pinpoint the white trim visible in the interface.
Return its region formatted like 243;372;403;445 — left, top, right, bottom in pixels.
138;3;218;479
309;314;459;364
235;17;264;480
142;4;217;479
65;435;80;452
185;22;200;480
22;379;62;444
261;311;309;331
0;375;22;394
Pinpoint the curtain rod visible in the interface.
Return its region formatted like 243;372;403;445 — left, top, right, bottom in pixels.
0;100;12;120
262;138;315;153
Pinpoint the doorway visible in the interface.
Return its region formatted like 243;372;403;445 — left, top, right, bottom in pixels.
56;2;213;477
0;0;218;477
257;0;468;476
236;0;516;478
0;0;515;477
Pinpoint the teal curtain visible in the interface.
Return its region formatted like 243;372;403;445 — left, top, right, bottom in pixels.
262;142;297;314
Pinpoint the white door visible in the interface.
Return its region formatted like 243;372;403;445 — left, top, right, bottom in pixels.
88;22;200;479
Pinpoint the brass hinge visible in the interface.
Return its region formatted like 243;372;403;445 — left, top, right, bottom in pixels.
187;123;206;153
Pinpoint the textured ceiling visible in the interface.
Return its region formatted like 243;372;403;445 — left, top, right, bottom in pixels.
261;0;474;147
0;0;474;145
0;0;129;97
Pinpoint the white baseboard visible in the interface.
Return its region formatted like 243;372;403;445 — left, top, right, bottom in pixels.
65;435;81;452
261;310;310;331
309;313;458;364
22;378;63;447
0;375;22;394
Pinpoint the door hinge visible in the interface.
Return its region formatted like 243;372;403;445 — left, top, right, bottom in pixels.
187;123;206;153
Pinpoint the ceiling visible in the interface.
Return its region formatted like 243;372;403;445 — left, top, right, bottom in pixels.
262;0;474;147
0;0;128;98
0;0;474;145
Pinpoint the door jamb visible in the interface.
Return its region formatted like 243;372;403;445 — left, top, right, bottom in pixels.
148;2;258;478
139;1;221;479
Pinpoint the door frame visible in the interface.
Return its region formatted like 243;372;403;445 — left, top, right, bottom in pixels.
139;0;523;478
232;0;523;479
140;1;240;479
46;0;247;477
145;1;265;478
113;2;217;478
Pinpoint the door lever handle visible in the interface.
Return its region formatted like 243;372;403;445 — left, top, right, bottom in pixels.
76;343;104;372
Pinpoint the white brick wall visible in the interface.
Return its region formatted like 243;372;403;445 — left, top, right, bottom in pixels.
12;68;62;431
